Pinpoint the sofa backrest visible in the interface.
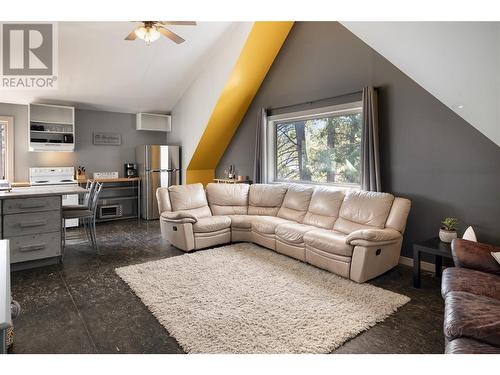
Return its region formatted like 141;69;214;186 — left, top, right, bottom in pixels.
302;187;345;229
162;183;410;234
168;183;212;219
156;187;171;214
385;197;411;233
248;184;288;216
333;190;395;234
277;184;314;222
206;183;250;215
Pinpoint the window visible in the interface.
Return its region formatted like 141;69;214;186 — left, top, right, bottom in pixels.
0;117;14;181
267;102;362;187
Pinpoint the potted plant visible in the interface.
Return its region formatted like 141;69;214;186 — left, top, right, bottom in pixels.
439;217;459;243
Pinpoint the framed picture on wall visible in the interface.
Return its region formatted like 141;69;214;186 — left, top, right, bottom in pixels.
93;132;122;145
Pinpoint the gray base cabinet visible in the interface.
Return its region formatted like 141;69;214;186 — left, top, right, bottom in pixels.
1;196;62;267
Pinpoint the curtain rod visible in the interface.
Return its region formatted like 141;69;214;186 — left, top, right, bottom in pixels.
268;89;363;112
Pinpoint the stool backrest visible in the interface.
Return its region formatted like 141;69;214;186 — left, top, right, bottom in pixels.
90;182;103;217
83;181;96;209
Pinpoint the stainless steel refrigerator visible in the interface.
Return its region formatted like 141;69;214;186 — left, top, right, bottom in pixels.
136;145;181;220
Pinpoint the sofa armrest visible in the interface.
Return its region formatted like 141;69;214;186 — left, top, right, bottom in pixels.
160;211;198;224
451;239;500;276
346;228;401;246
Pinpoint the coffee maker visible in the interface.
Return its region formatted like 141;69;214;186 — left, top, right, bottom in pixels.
124;163;138;178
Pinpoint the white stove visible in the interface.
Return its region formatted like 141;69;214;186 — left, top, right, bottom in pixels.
29;167;78;186
29;167;79;228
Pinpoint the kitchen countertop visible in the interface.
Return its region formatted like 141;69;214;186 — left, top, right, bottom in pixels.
0;185;87;199
77;177;140;183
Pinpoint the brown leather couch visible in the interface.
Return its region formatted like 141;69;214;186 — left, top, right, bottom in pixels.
442;239;500;353
157;183;411;283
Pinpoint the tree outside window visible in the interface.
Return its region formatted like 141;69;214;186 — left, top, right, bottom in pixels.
274;110;361;186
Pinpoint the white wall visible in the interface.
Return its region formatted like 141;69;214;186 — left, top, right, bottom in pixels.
342;22;500;147
169;22;253;182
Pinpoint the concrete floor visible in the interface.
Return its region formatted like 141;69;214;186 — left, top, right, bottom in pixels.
9;219;444;354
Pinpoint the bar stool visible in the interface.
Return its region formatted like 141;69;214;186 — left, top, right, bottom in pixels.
62;180;95;246
62;182;103;256
63;180;95;211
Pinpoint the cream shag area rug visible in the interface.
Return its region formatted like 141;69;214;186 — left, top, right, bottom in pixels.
116;243;410;353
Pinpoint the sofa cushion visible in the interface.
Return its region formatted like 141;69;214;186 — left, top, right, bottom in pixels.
302;187;345;229
206;183;249;215
228;215;255;229
277;185;314;223
452;239;500;276
252;216;292;234
442;267;500;300
333;190;395;234
385;197;411;233
248;184;288;216
168;183;212;218
193;216;231;233
303;229;353;257
445;337;500;354
277;184;314;222
156;187;172;213
444;291;500;347
160;211;197;223
275;222;318;245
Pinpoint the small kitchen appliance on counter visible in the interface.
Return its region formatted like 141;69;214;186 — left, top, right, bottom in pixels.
93;172;119;179
124;163;138;178
0;180;12;192
29;167;79;228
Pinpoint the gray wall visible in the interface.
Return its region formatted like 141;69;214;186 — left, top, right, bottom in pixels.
0;103;165;181
217;22;500;258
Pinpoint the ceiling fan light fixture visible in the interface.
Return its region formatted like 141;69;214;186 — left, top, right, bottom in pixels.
125;21;196;44
135;26;161;45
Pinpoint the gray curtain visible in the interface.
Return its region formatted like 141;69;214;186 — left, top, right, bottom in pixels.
361;86;381;192
253;108;267;183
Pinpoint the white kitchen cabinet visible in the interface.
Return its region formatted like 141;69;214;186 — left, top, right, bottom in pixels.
136;113;171;132
29;103;75;152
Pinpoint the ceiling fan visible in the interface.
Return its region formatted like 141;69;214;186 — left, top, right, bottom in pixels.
125;21;197;45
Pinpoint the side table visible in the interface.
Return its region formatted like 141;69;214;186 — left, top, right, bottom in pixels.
413;237;453;288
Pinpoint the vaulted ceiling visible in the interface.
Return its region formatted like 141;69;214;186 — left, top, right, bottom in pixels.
342;22;500;147
0;22;233;113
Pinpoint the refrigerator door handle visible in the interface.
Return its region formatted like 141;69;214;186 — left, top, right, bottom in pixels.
136;145;180;220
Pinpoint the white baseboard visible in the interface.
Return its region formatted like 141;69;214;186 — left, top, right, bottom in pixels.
399;256;435;272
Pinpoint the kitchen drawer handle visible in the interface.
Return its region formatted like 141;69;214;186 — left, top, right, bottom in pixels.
19;203;46;209
19;243;47;252
19;220;47;228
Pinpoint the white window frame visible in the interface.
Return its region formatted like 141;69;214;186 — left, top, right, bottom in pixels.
265;101;362;188
0;116;15;181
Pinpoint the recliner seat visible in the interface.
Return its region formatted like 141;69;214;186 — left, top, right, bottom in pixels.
157;182;411;283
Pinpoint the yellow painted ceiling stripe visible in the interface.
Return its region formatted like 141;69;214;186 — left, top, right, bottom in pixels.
186;21;294;185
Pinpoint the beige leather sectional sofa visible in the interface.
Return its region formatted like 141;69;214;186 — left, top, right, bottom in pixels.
156;183;411;283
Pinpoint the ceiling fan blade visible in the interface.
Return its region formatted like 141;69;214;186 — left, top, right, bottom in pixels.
158;21;197;26
125;30;137;40
158;27;185;44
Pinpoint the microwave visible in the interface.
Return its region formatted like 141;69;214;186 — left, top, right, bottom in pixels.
98;204;123;219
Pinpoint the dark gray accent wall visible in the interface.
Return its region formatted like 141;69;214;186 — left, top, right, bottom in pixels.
217;22;500;258
0;103;165;181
